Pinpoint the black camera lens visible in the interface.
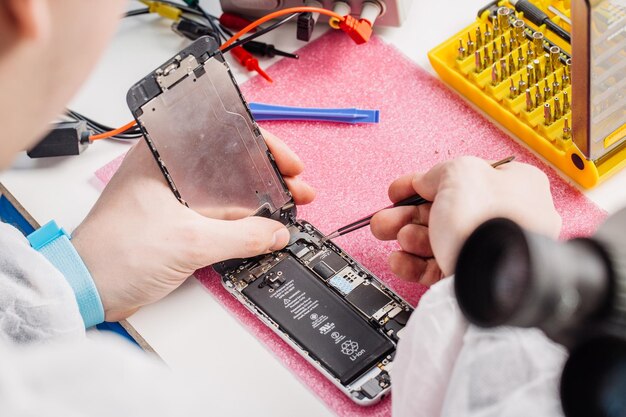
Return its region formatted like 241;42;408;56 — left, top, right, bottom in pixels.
455;217;610;345
561;335;626;417
454;218;531;327
454;209;626;417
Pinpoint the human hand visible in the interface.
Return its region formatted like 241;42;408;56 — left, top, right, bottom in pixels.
370;157;561;284
72;129;315;321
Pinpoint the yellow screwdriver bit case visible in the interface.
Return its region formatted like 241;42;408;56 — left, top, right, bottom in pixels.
429;0;626;188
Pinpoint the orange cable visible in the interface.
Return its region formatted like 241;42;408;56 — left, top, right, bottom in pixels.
89;120;137;141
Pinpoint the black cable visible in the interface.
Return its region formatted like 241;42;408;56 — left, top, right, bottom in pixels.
214;23;234;42
213;22;229;42
221;12;299;54
66;112;110;133
125;8;151;18
188;2;226;42
219;24;233;37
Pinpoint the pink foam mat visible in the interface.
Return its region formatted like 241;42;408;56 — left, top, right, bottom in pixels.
96;31;606;416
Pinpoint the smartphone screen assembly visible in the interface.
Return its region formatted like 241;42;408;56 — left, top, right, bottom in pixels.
126;37;413;405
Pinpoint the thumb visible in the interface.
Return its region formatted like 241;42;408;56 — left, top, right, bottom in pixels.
198;216;291;264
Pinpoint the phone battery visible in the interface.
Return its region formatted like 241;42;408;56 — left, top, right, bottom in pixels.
243;256;394;384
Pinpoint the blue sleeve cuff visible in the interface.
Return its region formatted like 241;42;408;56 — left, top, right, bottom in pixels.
27;221;105;328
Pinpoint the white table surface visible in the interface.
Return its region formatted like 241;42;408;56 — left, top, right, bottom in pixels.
3;1;626;416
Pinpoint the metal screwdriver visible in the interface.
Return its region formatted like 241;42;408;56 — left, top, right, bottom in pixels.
509;0;571;42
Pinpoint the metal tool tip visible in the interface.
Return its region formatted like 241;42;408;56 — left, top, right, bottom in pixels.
492;155;516;168
321;231;340;243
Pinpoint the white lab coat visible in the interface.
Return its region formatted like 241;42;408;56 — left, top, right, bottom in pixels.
0;221;566;416
391;278;567;417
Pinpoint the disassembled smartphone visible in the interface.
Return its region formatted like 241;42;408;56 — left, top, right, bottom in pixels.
126;36;413;405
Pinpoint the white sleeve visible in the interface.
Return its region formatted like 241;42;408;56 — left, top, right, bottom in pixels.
0;222;84;344
392;277;567;417
391;278;468;417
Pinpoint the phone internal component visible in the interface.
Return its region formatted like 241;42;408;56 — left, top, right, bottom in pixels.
308;250;350;281
242;255;394;384
288;241;312;259
328;267;365;295
360;378;385;399
312;261;335;280
345;283;393;318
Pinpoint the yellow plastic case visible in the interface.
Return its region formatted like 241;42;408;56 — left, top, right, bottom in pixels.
428;0;626;188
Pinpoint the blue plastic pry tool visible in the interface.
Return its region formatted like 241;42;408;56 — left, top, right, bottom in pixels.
248;102;380;124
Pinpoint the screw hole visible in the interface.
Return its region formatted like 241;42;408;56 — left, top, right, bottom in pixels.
571;153;585;170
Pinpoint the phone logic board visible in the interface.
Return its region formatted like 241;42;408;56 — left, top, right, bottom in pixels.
223;221;413;404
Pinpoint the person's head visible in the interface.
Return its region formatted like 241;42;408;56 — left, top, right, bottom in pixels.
0;0;126;168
